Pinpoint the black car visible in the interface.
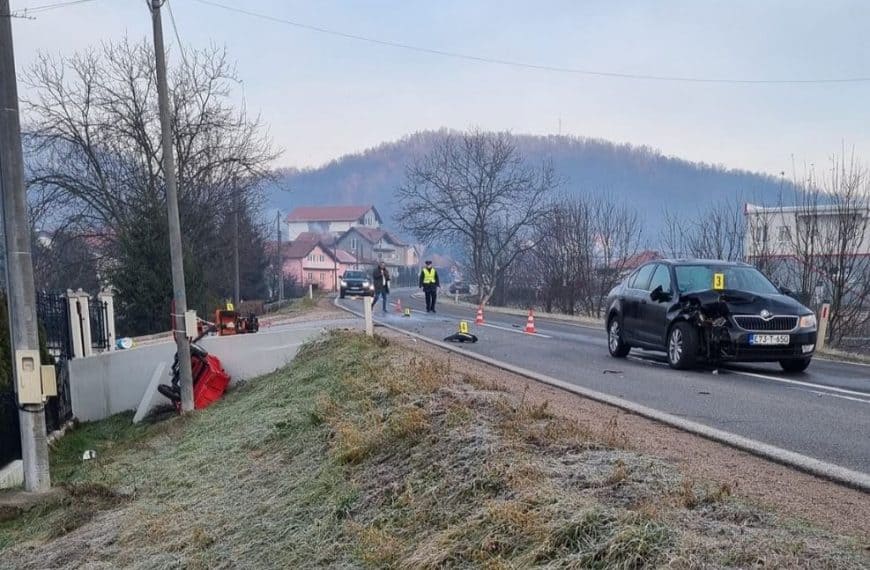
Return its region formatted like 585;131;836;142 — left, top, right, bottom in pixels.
339;270;374;298
449;281;471;294
605;259;818;372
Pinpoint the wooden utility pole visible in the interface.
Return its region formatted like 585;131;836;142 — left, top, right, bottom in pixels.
149;0;193;411
0;0;51;491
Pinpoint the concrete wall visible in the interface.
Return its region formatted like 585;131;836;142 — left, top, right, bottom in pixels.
69;320;355;422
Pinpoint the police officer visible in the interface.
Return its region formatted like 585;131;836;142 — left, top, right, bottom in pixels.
419;260;440;313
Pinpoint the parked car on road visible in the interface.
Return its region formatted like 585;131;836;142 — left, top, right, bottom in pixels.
339;270;374;298
449;281;471;294
605;259;818;372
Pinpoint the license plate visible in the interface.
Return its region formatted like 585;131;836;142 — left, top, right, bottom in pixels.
749;334;790;346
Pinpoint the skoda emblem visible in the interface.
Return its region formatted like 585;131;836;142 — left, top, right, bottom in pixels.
760;309;773;321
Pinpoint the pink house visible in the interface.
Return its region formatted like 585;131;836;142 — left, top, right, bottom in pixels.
281;238;356;292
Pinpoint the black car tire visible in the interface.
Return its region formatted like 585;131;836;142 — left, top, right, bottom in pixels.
779;357;811;374
667;322;698;370
607;316;630;358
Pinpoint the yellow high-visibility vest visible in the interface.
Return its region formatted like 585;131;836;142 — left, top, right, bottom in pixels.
422;267;437;284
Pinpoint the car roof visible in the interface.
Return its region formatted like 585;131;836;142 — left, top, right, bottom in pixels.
654;258;752;268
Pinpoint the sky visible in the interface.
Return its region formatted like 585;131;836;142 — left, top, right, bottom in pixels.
8;0;870;176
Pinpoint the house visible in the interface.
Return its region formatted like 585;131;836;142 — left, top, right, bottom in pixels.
744;202;870;259
334;227;418;269
285;205;381;239
280;239;357;292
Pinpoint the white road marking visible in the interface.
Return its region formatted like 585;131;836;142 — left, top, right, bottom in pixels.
729;370;870;398
480;322;552;338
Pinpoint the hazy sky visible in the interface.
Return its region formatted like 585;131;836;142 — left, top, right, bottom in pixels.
9;0;870;175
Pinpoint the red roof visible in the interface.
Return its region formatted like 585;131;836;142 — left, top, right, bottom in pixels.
286;205;376;223
618;250;662;270
294;231;337;246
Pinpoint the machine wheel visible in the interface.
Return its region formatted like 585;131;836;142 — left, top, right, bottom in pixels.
607;316;630;358
779;357;811;374
667;322;698;370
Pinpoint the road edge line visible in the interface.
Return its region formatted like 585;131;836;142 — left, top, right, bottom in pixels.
335;296;870;494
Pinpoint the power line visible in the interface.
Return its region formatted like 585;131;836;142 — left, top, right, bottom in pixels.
192;0;870;85
11;0;95;16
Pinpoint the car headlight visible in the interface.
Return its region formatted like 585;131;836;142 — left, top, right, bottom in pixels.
363;281;369;286
340;280;347;287
800;314;817;329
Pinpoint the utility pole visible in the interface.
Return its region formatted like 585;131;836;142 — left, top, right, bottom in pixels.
150;0;193;411
276;211;284;301
0;0;51;491
232;182;240;307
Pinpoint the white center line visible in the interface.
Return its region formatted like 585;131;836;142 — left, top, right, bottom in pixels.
480;322;552;338
730;370;870;398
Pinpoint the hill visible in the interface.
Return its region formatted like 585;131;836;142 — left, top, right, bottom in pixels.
266;130;796;240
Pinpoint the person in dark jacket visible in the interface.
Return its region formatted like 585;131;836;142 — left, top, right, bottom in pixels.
371;261;391;313
419;260;440;313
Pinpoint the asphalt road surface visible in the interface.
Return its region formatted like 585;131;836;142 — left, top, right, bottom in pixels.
339;289;870;477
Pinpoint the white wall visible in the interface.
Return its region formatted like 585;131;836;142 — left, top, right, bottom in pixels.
69;320;358;422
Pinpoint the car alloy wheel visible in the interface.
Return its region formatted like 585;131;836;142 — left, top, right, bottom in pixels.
608;318;630;358
609;321;620;352
668;327;683;364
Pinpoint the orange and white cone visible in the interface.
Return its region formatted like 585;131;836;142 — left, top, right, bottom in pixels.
524;309;536;334
396;298;402;313
475;306;484;325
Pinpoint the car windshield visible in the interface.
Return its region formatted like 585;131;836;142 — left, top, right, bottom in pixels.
674;264;779;295
343;271;365;279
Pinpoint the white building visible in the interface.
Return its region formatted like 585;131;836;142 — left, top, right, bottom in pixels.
744;202;870;259
285;205;381;239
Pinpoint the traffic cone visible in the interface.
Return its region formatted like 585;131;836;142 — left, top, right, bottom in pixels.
475;306;484;325
396;298;402;314
524;309;536;334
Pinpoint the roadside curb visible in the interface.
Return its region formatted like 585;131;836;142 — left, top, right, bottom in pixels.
335;296;870;494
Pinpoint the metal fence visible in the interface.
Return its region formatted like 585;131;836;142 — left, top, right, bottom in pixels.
36;291;73;360
90;298;110;351
0;392;21;468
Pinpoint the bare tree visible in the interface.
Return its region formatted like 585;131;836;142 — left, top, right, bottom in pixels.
21;39;278;332
660;198;745;261
396;130;557;305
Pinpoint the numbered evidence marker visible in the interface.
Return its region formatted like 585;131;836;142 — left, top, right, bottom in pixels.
404;308;411;318
444;320;477;343
713;273;725;291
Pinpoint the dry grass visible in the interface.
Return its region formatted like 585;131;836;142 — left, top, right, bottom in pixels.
1;330;866;569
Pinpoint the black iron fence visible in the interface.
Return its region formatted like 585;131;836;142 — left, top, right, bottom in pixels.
90;298;110;351
0;392;21;468
37;291;73;361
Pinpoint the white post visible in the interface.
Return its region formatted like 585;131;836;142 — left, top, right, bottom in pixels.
98;290;116;352
363;297;373;337
77;290;93;357
309;283;313;300
65;290;85;359
815;303;831;352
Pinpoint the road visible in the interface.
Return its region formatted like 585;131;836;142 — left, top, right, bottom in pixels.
339;289;870;477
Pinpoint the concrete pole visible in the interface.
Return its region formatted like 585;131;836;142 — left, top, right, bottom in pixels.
150;0;194;411
816;303;831;352
0;0;51;491
232;182;240;307
65;291;85;359
276;211;284;302
77;291;93;358
363;297;373;336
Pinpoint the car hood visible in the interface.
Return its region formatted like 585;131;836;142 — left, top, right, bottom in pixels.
679;289;811;317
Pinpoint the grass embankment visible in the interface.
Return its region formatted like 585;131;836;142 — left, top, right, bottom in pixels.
0;332;866;569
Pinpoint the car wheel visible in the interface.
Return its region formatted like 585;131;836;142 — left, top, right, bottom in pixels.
667;322;698;370
779;357;811;374
607;317;630;358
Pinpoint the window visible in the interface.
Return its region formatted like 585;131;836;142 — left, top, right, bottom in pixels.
674;264;779;295
647;264;672;293
307;272;313;281
777;226;791;243
628;264;655;290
